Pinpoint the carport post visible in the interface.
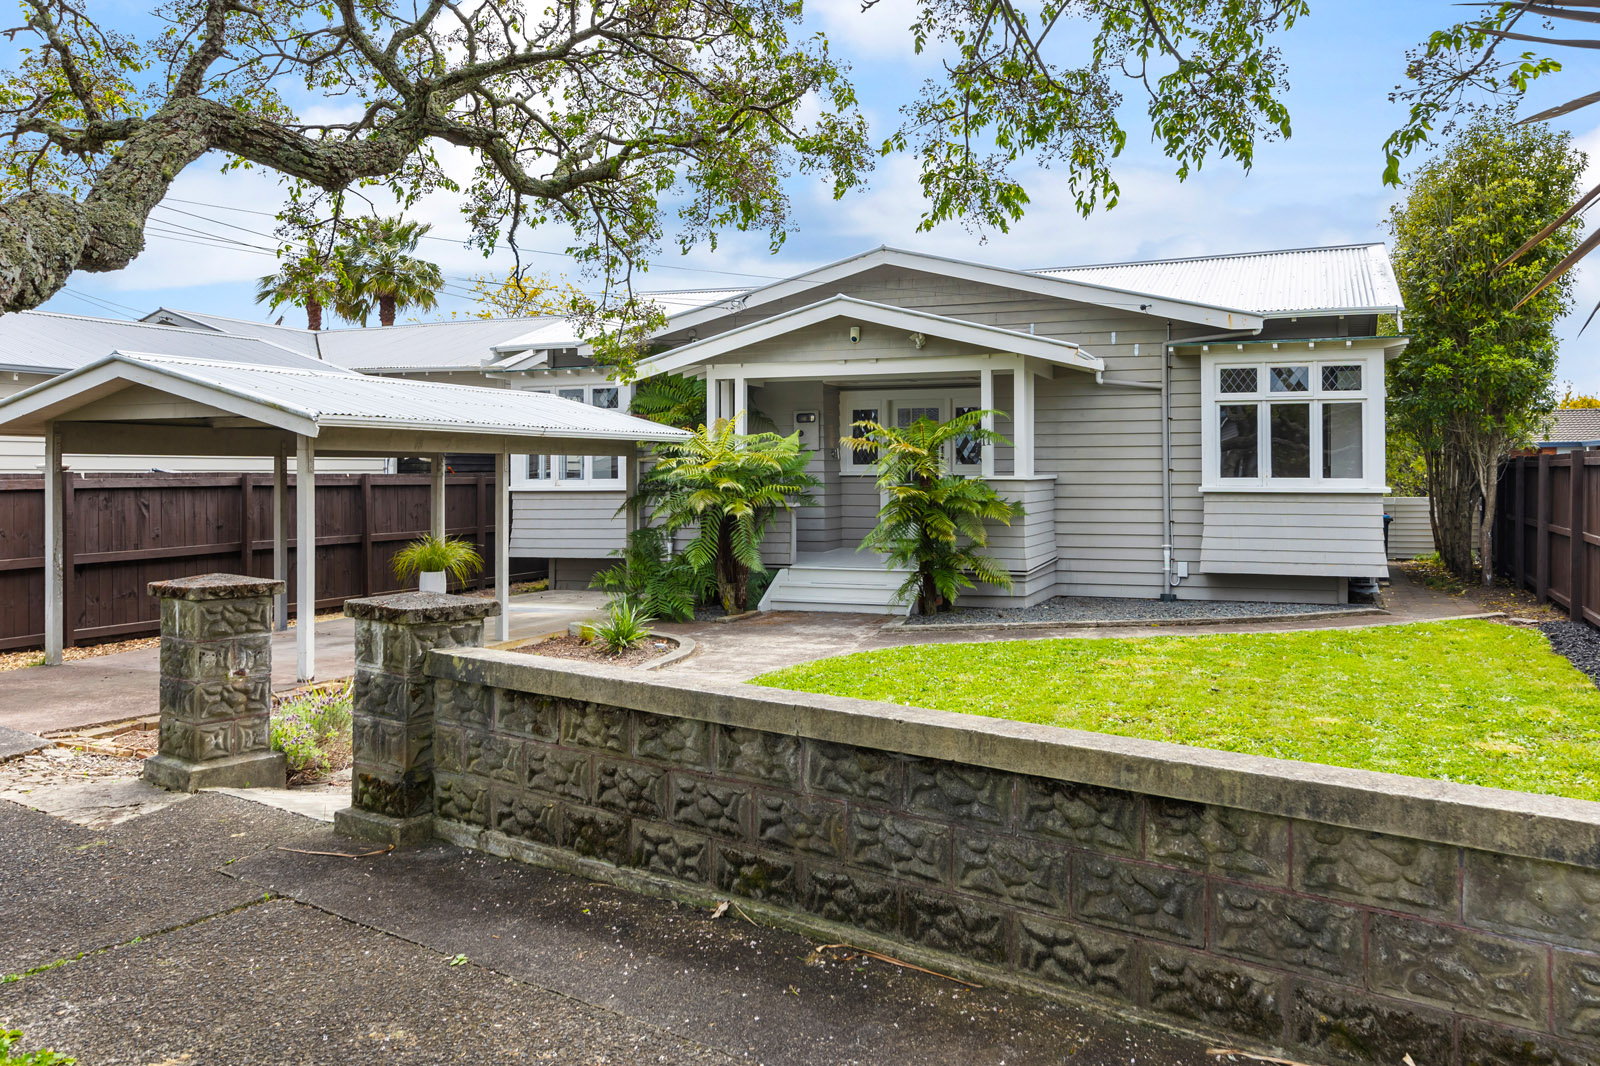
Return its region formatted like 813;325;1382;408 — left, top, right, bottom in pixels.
494;448;510;642
43;421;63;666
430;453;447;540
296;434;316;681
272;447;288;631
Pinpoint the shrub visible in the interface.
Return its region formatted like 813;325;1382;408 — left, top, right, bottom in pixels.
391;534;484;585
591;526;712;622
583;598;656;654
270;681;354;782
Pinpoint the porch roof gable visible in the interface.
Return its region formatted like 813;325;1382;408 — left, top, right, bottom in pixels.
637;294;1105;377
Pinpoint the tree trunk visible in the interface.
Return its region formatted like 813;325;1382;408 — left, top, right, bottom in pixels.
918;568;938;616
380;296;396;327
1426;444;1479;579
715;515;744;613
307;299;323;331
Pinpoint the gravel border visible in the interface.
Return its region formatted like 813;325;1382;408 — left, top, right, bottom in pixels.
897;595;1381;630
1540;620;1600;689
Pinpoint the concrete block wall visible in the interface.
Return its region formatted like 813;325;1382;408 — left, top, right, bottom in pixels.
397;645;1600;1066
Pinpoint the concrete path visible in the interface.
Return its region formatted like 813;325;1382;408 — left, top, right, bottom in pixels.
659;568;1499;683
0;792;1221;1066
0;590;607;736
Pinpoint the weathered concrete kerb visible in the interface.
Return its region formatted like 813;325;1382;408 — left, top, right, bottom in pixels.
141;573;287;792
331;594;1600;1066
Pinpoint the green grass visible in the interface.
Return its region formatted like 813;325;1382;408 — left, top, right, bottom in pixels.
753;620;1600;801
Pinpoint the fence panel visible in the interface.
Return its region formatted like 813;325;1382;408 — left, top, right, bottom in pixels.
1496;449;1600;627
0;472;514;651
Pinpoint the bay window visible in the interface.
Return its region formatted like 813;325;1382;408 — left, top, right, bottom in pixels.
1207;356;1376;489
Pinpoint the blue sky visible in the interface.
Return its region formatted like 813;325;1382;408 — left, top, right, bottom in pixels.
24;1;1600;390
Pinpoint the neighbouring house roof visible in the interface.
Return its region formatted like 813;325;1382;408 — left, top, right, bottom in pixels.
0;352;690;444
0;310;352;376
637;294;1103;377
142;308;323;357
1541;407;1600;445
1038;243;1403;318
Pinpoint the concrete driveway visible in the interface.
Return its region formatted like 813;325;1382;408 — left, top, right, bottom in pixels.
0;590;607;736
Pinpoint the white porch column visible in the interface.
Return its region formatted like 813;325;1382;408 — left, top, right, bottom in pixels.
980;367;996;478
430;454;447;540
733;376;748;435
705;373;722;426
623;445;639;534
1013;359;1035;478
43;422;64;665
494;448;511;642
272;447;288;631
296;434;316;681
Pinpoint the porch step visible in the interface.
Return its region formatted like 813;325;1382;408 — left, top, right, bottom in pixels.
759;563;911;615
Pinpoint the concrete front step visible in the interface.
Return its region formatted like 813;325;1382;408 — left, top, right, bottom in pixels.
759;564;911;615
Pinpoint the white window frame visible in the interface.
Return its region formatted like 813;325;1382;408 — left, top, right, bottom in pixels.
512;381;631;491
1200;347;1385;493
839;389;982;476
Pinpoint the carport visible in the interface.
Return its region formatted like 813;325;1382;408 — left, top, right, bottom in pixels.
0;351;684;680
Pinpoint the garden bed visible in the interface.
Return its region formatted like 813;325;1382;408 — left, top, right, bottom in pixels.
754;618;1600;800
512;632;679;668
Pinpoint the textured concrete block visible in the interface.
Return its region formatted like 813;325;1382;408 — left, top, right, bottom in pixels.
1146;798;1289;883
716;846;798;906
1295;824;1459;917
1073;855;1204;945
754;792;845;858
434;723;463;773
562;804;628;863
1015;914;1138;998
159;675;271;724
433;772;489;826
560;702;628;752
1211;883;1363;980
1019;778;1139;854
594;759;666;817
850;810;949;883
905;759;1012;825
333;806;434;846
490;788;559;845
901;889;1007;965
462;730;523;783
1145;946;1284;1042
634;713;713;769
668;776;749;839
805;740;900;803
635;825;711;882
1368;913;1548;1025
160;633;271;683
354;667;431;724
717;726;800;786
142;750;286;793
495;690;561;741
954;832;1065;911
431;677;491;729
1467;850;1600;951
524;742;590;802
1461;1020;1600;1066
164;595;271;642
801;865;898;934
1555;950;1600;1041
1290;983;1455;1066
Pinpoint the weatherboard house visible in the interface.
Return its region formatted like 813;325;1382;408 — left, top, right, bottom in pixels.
1;242;1405;611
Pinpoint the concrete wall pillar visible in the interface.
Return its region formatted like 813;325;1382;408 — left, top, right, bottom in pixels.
334;592;501;845
142;573;287;792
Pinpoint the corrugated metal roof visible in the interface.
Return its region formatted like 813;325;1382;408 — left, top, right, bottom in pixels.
64;353;686;440
1544;408;1600;443
143;308;323;357
1035;243;1402;316
0;310;349;374
313;318;548;371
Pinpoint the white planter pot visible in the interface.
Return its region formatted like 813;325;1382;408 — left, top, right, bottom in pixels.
418;570;447;594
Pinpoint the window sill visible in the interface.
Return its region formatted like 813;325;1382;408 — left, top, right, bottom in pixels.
512;482;627;493
1199;483;1390;495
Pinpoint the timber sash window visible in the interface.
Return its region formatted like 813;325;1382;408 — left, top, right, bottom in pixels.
516;383;628;490
1208;356;1376;489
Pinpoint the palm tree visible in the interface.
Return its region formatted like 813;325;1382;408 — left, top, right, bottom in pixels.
844;410;1020;616
255;243;344;330
337;218;444;326
634;418;818;613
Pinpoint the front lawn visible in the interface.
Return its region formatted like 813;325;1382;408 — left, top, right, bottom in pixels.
753;620;1600;801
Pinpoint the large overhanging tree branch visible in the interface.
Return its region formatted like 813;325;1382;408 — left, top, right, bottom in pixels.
0;0;1309;349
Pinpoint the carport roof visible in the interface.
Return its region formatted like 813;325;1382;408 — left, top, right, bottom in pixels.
0;351;687;445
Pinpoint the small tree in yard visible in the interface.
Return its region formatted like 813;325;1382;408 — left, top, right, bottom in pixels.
1388;112;1583;585
845;410;1019;616
636;418;817;614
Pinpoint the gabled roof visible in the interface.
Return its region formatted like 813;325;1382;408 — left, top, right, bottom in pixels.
1039;243;1402;318
486;288;750;369
638;295;1103;377
1541;408;1600;445
0;310;352;375
651;247;1265;340
0;352;689;442
143;308;323;357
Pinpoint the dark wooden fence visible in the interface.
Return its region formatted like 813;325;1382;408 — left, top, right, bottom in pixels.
0;472;525;651
1495;448;1600;625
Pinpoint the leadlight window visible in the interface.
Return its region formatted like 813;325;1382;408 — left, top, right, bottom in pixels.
1212;357;1372;486
1219;367;1257;394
